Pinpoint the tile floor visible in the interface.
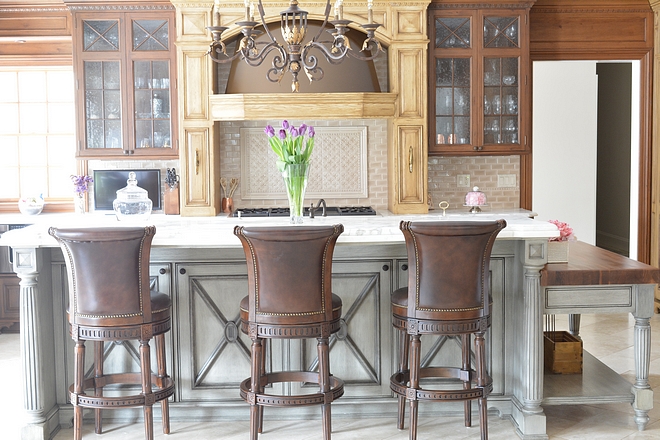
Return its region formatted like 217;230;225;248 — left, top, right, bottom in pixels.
1;313;660;439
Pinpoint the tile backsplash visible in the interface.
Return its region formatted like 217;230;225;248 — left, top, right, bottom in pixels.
86;131;521;214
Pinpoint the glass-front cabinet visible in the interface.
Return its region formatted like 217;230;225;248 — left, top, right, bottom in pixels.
73;11;177;158
428;6;530;155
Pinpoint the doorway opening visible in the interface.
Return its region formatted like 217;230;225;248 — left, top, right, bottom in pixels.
532;60;640;259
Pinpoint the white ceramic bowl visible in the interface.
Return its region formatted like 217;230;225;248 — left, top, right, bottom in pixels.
18;197;45;215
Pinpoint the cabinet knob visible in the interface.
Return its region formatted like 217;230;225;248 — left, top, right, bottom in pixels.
473;146;483;151
179;268;186;275
159;268;167;275
382;264;389;271
402;264;408;271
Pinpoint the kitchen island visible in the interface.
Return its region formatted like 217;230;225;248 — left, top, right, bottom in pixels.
0;211;654;440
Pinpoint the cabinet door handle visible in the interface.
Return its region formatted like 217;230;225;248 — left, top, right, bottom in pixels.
159;268;167;275
195;150;200;175
382;264;390;271
408;147;413;173
401;264;408;271
179;268;186;275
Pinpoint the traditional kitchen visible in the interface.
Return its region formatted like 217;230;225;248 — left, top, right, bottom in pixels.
1;1;660;440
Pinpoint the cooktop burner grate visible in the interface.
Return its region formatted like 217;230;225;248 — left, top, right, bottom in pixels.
233;206;376;218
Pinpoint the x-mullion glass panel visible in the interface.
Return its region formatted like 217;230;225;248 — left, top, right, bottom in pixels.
435;58;470;145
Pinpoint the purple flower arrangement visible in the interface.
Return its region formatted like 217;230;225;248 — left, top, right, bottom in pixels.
71;175;93;197
264;120;315;172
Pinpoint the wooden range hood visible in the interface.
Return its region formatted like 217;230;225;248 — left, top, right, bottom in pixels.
171;0;431;216
209;92;397;120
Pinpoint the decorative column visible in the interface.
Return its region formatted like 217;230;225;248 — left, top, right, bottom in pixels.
632;284;654;430
13;247;58;440
515;239;548;438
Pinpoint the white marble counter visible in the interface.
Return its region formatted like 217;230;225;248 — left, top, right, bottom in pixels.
0;210;559;248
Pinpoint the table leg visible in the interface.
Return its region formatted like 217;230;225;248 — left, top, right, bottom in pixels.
568;314;581;337
632;284;654;431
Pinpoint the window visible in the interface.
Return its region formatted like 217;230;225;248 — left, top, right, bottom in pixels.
0;67;76;205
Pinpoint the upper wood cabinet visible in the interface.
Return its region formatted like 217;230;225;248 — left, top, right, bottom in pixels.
71;7;177;158
428;3;533;155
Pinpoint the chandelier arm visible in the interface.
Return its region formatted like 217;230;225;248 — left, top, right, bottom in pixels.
256;0;279;46
207;41;244;64
304;41;350;65
345;38;382;61
241;41;286;67
310;0;333;43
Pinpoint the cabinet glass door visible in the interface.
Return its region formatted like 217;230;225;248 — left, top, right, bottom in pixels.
433;16;472;148
483;57;518;145
84;61;122;150
134;60;171;150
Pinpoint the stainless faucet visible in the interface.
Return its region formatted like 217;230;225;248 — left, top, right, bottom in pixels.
309;199;327;218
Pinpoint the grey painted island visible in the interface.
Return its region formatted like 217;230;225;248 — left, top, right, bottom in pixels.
0;211;654;440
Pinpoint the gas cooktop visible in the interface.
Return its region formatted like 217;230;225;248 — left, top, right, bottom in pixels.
233;206;376;217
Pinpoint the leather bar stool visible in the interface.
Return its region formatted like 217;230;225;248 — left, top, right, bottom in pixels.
234;224;345;440
49;226;174;440
390;220;506;440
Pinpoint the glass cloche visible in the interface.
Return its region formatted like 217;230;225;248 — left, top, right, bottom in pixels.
113;172;153;221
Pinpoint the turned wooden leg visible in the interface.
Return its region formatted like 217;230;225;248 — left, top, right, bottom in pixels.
94;341;104;434
318;337;331;440
409;334;421;440
397;329;410;430
139;339;154;440
475;331;488;440
73;339;85;440
155;333;170;434
250;338;263;440
462;334;472;427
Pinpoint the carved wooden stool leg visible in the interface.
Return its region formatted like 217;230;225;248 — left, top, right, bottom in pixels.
155;333;170;434
318;337;331;440
94;341;104;434
139;340;154;440
250;338;263;440
409;334;421;440
475;331;488;440
462;334;472;427
397;329;410;430
73;340;85;440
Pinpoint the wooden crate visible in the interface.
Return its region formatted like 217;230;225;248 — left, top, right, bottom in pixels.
543;331;583;374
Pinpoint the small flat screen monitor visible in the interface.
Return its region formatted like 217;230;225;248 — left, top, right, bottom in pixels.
93;169;161;211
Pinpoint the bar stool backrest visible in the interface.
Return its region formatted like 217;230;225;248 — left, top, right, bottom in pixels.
234;224;344;326
49;226;155;328
399;220;506;321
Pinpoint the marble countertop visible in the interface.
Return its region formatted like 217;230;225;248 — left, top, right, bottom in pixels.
0;209;559;248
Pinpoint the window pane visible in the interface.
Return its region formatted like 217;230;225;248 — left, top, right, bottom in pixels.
0;67;75;201
18;71;47;102
0;72;18;102
0;103;19;133
19;103;48;134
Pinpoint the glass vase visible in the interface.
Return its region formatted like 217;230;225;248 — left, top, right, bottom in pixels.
74;195;85;214
281;162;309;224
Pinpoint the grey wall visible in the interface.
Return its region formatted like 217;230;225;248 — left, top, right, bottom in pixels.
596;63;632;256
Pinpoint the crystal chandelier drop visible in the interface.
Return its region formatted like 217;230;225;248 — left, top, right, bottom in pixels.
207;0;382;92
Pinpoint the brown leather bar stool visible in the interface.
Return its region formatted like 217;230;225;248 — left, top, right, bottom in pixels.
234;224;345;440
48;226;174;440
390;220;506;440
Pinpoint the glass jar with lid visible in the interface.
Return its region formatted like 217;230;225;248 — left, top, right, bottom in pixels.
113;171;153;221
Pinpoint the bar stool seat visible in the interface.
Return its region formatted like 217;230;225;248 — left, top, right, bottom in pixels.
390;220;506;440
49;226;174;440
234;224;345;440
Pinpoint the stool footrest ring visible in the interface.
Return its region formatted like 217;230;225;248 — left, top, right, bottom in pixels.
390;369;492;402
240;371;344;407
70;373;174;408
